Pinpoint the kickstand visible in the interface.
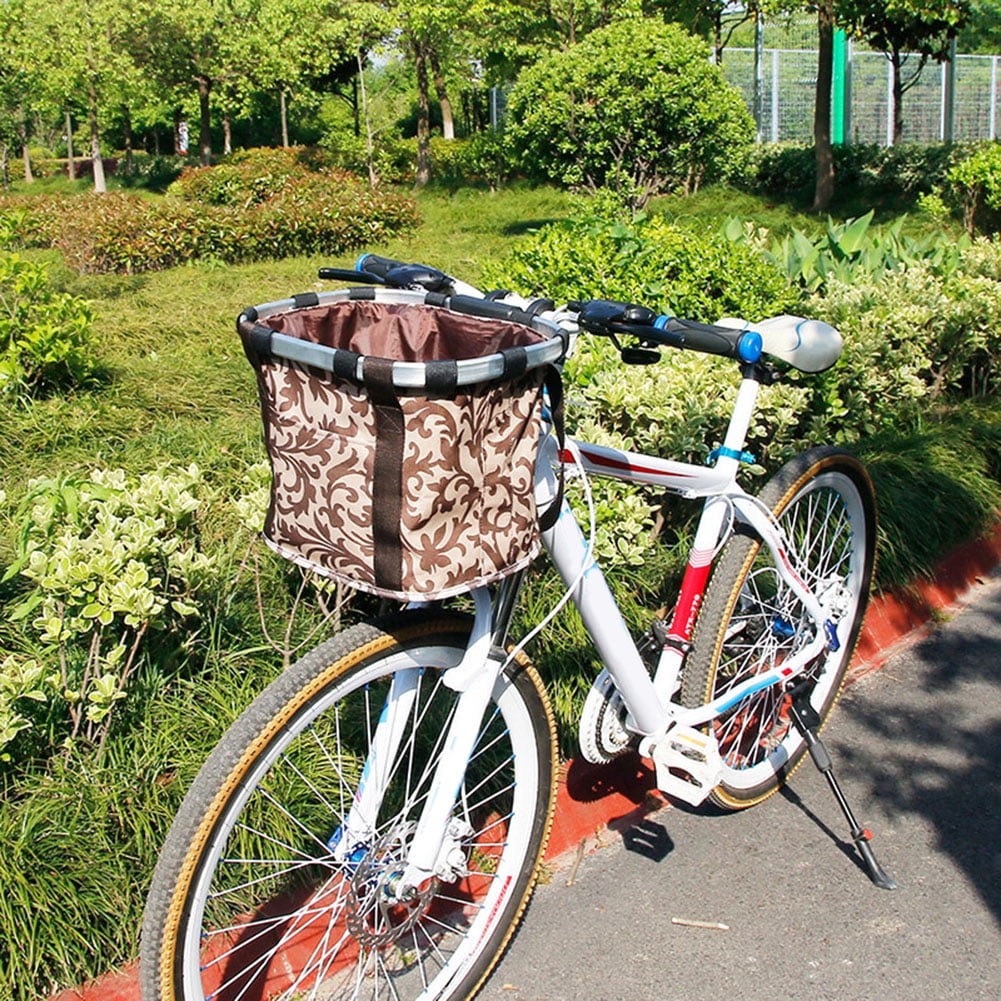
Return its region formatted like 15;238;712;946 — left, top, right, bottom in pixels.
788;686;898;890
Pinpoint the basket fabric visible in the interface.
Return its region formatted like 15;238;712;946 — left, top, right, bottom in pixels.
240;296;563;601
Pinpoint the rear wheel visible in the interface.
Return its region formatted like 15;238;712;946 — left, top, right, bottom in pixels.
141;610;557;1001
682;447;876;810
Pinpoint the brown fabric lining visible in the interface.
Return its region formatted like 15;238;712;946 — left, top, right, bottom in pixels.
262;300;545;363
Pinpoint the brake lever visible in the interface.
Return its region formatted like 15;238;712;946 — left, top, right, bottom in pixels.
318;267;387;284
384;264;454;293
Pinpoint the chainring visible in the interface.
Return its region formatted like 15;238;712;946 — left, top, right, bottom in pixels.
578;668;634;764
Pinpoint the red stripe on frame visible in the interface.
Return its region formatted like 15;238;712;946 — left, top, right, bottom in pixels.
574;447;697;480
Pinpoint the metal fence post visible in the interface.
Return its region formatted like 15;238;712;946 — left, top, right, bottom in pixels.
942;37;957;142
754;14;765;141
991;55;998;141
772;49;780;142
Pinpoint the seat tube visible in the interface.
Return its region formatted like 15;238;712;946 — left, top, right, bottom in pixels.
542;501;669;736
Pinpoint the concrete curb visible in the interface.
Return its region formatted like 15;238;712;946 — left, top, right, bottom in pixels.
51;520;1001;1001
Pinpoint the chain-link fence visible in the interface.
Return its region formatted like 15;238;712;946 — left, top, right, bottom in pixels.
723;46;1001;145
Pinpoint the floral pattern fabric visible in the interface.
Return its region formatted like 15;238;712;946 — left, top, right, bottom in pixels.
246;301;549;601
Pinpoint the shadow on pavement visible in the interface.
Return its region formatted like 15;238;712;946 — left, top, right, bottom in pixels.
834;583;1001;921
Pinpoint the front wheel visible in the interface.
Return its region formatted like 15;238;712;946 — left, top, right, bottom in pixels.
682;447;876;810
141;610;557;1001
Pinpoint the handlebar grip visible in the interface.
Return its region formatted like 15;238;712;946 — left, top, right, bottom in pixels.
654;316;748;361
448;295;536;325
354;253;407;278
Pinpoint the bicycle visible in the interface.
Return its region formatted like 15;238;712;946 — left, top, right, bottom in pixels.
141;255;893;1001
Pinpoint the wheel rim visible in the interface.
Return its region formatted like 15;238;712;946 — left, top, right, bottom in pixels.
177;645;543;1001
711;470;868;789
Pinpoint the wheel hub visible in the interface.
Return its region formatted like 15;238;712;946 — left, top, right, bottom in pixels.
344;826;439;948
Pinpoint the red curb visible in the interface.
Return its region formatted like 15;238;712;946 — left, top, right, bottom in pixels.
850;518;1001;679
49;519;1001;1001
47;962;140;1001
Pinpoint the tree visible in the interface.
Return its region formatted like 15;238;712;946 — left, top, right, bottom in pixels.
956;0;1001;53
813;0;836;211
9;0;137;194
647;1;777;64
480;0;643;81
246;0;387;149
839;0;971;144
390;0;492;185
506;18;755;210
126;0;235;164
0;0;44;187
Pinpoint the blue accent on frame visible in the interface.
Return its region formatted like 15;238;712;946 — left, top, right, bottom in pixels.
825;620;841;651
706;446;756;466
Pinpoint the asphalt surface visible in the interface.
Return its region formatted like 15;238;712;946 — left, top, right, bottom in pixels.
483;576;1001;1001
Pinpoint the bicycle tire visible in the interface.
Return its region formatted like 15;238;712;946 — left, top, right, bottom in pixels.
140;610;557;1001
681;447;876;810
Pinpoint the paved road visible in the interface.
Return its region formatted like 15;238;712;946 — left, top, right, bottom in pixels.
483;577;1001;1001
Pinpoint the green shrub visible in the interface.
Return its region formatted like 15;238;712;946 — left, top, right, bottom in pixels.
744;142;967;210
1;466;218;758
944;142;1001;235
320;131;418;185
815;255;1001;429
115;152;187;191
168;146;336;205
0;254;98;400
427;134;516;190
480;213;806;563
506;19;754;208
481;213;798;321
0;173;418;274
724;211;971;294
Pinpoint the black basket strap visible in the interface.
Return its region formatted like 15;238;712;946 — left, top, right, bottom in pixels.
424;359;459;395
364;356;405;595
539;366;565;533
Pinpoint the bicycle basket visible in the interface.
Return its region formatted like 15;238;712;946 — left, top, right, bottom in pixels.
238;287;566;601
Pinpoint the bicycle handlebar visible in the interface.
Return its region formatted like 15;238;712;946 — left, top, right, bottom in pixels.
575;298;763;365
319;260;773;368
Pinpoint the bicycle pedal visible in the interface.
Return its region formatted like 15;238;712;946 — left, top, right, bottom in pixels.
650;725;724;807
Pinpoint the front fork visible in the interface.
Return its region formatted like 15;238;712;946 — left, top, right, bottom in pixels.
333;587;511;900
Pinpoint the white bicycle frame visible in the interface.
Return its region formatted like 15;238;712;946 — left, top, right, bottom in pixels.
541;372;829;738
339;333;839;896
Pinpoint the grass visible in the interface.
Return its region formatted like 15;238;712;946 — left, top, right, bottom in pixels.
1;179;1000;1001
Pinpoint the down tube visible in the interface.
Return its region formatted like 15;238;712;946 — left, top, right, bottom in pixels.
542;501;668;737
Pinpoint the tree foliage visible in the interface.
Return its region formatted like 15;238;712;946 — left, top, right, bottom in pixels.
506;18;754;209
839;0;971;143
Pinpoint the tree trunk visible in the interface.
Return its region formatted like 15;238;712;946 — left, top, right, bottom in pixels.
17;106;33;184
196;76;212;165
353;73;361;138
414;42;432;187
428;47;455;140
122;107;135;176
87;84;107;193
891;51;904;144
65;110;76;181
1;143;10;189
812;1;835;213
280;89;290;147
223;111;232;155
356;48;378;187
